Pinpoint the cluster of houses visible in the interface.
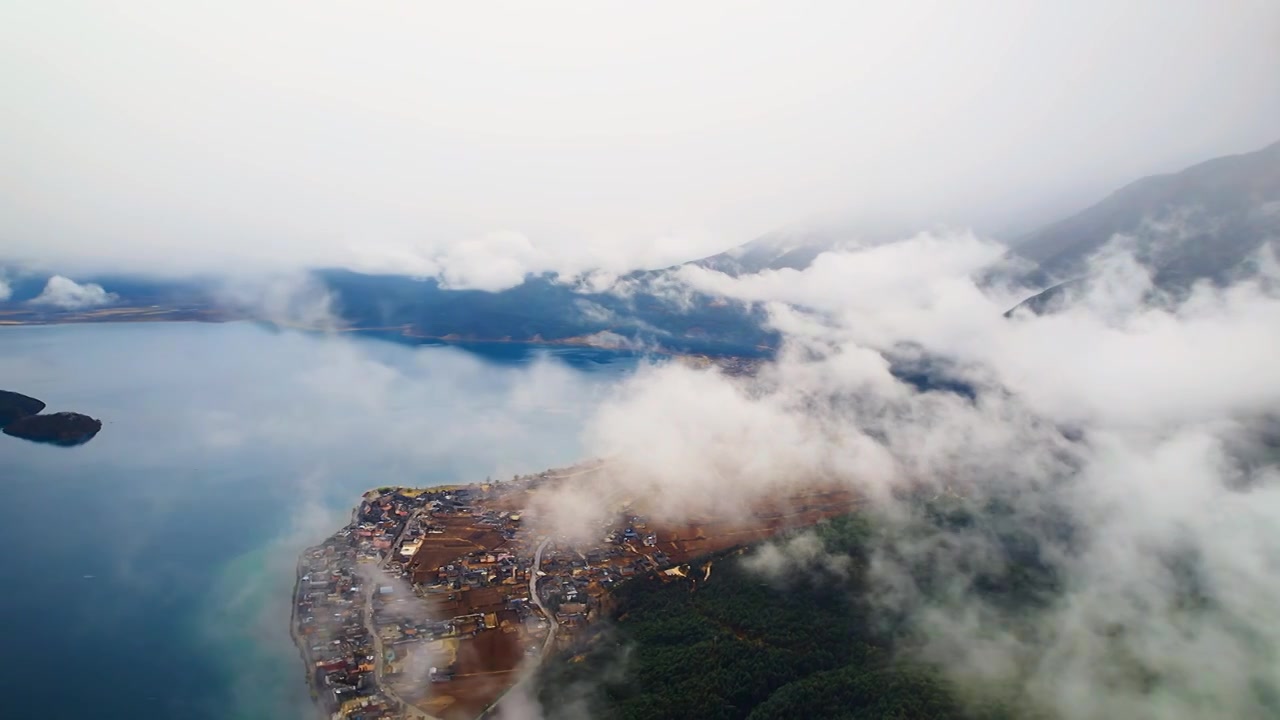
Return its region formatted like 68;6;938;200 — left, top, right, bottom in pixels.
352;490;428;559
534;515;677;630
294;488;435;719
294;539;395;719
429;548;528;589
294;472;689;719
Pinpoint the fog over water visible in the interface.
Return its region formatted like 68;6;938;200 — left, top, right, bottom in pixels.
0;322;635;719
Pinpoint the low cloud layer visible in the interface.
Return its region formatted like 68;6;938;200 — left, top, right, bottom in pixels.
2;3;1277;278
28;275;117;309
521;231;1280;718
214;273;342;330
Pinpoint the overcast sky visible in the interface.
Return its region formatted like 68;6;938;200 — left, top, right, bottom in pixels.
2;1;1278;277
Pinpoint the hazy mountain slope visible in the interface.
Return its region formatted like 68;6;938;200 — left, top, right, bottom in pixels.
1014;140;1280;290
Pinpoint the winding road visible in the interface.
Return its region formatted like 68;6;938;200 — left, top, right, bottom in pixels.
530;538;559;658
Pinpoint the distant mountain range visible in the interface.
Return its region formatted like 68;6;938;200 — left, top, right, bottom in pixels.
0;265;781;357
3;140;1276;354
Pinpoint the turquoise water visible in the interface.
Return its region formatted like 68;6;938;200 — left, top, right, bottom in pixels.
0;322;635;719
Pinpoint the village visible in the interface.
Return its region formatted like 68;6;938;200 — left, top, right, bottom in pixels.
292;463;860;720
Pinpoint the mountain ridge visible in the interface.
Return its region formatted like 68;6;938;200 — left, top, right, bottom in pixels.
1007;139;1280;309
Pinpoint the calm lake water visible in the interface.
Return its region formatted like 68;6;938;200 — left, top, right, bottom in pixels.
0;322;637;719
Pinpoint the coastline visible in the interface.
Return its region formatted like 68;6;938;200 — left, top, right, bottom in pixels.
291;556;324;720
0;313;771;366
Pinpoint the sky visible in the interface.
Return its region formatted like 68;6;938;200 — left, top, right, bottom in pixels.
2;1;1278;283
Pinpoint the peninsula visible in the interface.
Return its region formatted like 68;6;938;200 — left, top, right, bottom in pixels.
292;462;860;720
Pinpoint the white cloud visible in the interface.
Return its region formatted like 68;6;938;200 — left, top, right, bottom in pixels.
28;275;117;309
511;233;1280;718
435;231;546;291
0;276;10;302
743;533;852;583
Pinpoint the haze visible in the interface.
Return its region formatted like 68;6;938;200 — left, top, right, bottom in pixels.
3;1;1278;282
4;4;1280;717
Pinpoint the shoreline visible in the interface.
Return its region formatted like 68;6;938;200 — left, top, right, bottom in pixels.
290;555;325;720
0;314;771;365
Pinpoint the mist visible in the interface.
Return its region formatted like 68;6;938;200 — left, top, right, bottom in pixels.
507;230;1280;718
3;1;1278;284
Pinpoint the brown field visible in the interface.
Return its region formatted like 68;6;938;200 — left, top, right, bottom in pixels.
410;626;526;720
408;517;510;583
653;487;862;563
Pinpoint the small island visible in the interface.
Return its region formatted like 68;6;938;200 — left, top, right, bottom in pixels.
0;390;46;426
4;411;103;446
0;389;102;446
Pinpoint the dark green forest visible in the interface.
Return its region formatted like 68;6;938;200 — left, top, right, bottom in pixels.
536;514;1026;720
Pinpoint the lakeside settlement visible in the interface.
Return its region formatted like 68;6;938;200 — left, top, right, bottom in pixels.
293;461;860;720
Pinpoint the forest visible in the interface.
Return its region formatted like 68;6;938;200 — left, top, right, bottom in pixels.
535;510;1038;719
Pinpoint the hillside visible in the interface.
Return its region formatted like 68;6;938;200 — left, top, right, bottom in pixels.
313;269;778;357
1009;140;1280;310
535;514;1022;720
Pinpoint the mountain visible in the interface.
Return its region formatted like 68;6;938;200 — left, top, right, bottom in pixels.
312;269;778;356
4;141;1276;348
1009;140;1280;306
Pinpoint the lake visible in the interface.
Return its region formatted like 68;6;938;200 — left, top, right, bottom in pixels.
0;322;637;719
